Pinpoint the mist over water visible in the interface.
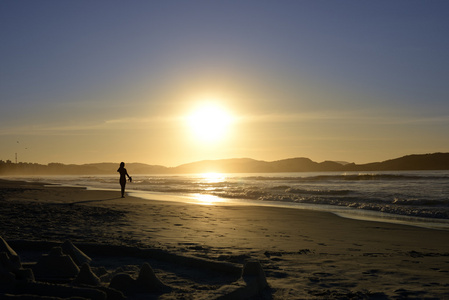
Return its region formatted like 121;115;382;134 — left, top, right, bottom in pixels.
12;170;449;229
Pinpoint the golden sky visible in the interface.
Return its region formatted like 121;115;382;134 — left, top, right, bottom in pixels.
1;1;448;166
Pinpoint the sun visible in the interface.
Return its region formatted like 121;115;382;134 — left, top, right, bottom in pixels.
187;103;233;142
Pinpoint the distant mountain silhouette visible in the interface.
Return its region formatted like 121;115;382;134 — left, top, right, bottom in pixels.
171;153;449;173
343;153;449;171
1;153;448;175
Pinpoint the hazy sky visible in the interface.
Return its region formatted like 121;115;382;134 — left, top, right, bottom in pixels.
1;1;448;166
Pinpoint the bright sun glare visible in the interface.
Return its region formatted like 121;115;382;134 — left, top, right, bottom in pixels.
187;104;233;142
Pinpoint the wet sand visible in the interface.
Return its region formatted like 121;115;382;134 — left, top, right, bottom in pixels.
1;178;449;299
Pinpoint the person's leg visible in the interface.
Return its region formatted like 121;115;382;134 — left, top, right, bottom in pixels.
120;182;125;197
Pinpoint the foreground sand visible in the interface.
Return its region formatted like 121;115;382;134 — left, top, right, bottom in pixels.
1;179;449;299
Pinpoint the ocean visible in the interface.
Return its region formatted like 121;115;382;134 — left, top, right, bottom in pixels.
11;170;449;230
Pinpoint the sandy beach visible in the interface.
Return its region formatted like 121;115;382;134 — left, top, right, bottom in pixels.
1;178;449;299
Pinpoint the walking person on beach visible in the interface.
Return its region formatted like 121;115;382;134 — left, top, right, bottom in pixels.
117;162;132;198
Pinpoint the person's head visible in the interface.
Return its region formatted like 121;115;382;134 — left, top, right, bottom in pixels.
120;162;125;168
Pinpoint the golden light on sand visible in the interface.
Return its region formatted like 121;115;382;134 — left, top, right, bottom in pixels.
187;103;233;142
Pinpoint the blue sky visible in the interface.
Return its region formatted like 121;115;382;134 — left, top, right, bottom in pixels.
1;1;448;166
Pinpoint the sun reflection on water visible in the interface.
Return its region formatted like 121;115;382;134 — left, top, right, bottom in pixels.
200;172;226;183
190;193;224;205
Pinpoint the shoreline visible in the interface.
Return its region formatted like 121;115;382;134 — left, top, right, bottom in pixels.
1;178;449;298
4;175;449;231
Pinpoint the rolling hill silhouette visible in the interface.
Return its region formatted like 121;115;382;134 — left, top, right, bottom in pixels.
1;153;449;175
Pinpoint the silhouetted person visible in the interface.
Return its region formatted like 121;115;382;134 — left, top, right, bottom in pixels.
117;162;132;198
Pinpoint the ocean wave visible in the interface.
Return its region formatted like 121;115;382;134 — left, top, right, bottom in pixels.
357;204;449;219
268;185;291;190
258;195;449;219
286;188;352;196
207;187;352;201
246;173;449;182
392;197;449;207
210;189;269;200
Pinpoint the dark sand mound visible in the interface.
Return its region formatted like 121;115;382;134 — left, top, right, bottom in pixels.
1;238;271;299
